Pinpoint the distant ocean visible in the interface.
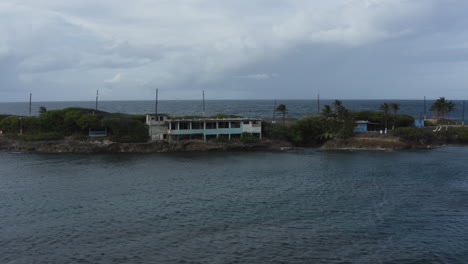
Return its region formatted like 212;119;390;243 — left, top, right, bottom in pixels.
0;99;466;120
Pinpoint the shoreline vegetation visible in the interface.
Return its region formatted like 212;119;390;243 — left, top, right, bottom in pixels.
0;99;467;153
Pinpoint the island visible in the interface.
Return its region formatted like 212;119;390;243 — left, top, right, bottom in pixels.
0;98;467;153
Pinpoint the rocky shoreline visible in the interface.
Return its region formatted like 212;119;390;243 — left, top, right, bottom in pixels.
0;137;294;153
321;133;446;150
0;133;457;154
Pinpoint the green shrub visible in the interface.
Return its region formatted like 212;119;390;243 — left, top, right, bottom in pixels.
101;117;148;143
0;114;11;122
215;135;229;143
17;132;64;141
262;122;291;141
0;116;21;134
424;120;436;126
456;128;468;143
241;132;257;143
397;114;415;127
392;127;433;141
125;114;146;123
76;114;100;130
287;117;355;145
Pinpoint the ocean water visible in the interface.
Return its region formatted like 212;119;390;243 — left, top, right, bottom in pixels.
1;147;468;263
0;99;466;120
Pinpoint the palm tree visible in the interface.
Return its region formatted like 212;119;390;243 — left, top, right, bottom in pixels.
333;100;348;119
38;106;47;115
430;97;456;122
379;103;389;131
390;103;400;130
320;105;333;118
276;104;288;126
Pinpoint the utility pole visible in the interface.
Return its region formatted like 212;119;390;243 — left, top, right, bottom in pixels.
317;93;320;114
463;100;466;127
272;99;277;122
19;117;23;135
29;93;32;117
202;90;206;117
95;90;99;111
155;88;159;114
424;96;426;120
202;90;206;142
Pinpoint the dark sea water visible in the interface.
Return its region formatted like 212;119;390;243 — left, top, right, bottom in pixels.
1;147;468;263
0;99;466;120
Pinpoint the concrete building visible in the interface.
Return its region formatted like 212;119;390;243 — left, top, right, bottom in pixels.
146;114;170;141
146;114;262;141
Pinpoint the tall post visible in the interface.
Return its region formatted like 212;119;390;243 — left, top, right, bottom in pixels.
155;88;159;114
317;93;320;114
423;96;426;120
202;90;206;141
272;99;277;122
463;100;465;127
202;90;206;117
95;90;99;111
19;117;23;135
29;93;32;117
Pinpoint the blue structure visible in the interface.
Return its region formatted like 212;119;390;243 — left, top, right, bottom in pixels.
89;128;108;137
414;119;425;128
353;121;370;133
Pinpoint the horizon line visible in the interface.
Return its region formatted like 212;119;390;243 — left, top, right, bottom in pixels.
1;98;464;103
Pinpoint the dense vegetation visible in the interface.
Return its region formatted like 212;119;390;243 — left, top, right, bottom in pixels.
0;108;148;142
351;110;414;128
1;100;465;146
264;100;356;146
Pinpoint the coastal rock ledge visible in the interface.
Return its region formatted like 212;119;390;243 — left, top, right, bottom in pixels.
0;137;293;153
322;134;411;150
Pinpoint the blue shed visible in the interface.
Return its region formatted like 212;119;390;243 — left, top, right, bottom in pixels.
414;119;425;128
89;128;108;137
354;121;369;133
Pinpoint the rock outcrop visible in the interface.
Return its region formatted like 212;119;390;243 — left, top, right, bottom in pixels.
0;137;293;153
321;134;410;150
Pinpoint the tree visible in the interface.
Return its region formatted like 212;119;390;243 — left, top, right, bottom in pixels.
38;106;47;115
276;104;288;126
390;103;400;130
333;100;349;120
320;105;333;118
430;97;455;123
379;103;390;131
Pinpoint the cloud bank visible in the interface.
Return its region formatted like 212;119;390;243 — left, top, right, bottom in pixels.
1;0;468;101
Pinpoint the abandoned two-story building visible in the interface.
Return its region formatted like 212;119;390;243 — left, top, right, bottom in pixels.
146;114;262;141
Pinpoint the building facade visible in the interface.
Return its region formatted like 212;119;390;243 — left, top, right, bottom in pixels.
146;114;262;141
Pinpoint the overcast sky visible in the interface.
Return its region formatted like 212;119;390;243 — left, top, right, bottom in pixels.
1;0;468;102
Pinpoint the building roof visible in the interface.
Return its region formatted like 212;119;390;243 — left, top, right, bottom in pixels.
166;117;262;122
145;114;261;122
146;113;170;116
356;120;379;124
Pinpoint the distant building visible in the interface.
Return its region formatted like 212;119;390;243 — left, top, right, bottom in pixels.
353;120;379;133
414;119;425;128
146;114;262;141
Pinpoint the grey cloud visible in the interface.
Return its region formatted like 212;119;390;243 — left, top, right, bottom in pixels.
1;0;468;101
